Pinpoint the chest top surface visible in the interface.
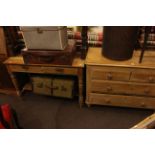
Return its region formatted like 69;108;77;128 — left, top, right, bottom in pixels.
86;47;155;69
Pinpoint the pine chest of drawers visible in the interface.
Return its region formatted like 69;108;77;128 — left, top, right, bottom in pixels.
86;48;155;109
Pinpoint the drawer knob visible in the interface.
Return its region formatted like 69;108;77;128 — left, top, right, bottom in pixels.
141;102;146;107
149;76;154;82
107;73;113;80
107;86;112;92
144;88;150;94
105;99;111;104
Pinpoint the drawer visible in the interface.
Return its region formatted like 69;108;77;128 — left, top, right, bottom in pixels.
130;69;155;83
8;65;42;73
8;65;78;75
91;80;155;97
88;66;131;81
87;93;155;109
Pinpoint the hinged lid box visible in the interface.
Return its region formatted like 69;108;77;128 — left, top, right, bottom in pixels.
20;26;68;50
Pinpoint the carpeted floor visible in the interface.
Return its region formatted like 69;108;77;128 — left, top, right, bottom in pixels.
0;93;154;129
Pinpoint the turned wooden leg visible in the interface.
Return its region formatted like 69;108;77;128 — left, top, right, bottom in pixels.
78;68;84;107
79;91;83;108
6;66;21;96
79;85;84;108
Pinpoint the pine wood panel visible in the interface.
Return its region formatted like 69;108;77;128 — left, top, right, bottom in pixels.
130;68;155;83
89;65;131;81
85;47;137;67
85;47;155;69
91;80;155;97
7;65;78;75
87;93;155;109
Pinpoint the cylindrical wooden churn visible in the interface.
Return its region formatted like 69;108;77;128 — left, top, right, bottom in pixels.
102;26;139;61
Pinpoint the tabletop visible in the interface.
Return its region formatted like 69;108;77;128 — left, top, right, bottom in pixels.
86;47;155;69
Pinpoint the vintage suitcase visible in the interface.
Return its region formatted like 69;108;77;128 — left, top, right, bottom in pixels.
52;78;74;98
20;26;68;50
31;76;52;96
31;76;75;98
22;39;76;65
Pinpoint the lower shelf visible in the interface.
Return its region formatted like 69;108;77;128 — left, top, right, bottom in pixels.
86;93;155;109
0;88;17;95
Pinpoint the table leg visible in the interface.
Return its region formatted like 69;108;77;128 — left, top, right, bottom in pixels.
6;66;21;96
78;68;84;107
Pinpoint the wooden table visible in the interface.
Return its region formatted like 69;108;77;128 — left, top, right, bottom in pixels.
131;113;155;129
86;47;155;109
4;54;85;107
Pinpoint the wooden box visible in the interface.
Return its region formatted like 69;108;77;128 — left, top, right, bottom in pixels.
52;78;75;98
31;76;75;98
31;76;52;96
20;26;68;50
22;39;76;65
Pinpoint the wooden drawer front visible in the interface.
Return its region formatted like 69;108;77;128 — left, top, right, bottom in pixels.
88;93;155;109
9;65;41;73
8;65;78;75
91;80;155;97
89;66;131;81
130;69;155;83
40;67;78;75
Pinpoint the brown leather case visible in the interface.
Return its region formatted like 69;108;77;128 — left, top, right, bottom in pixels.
22;39;76;65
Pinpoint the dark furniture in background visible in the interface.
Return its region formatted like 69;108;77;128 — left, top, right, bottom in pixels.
0;26;26;95
0;27;15;94
81;26;88;59
3;26;25;56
